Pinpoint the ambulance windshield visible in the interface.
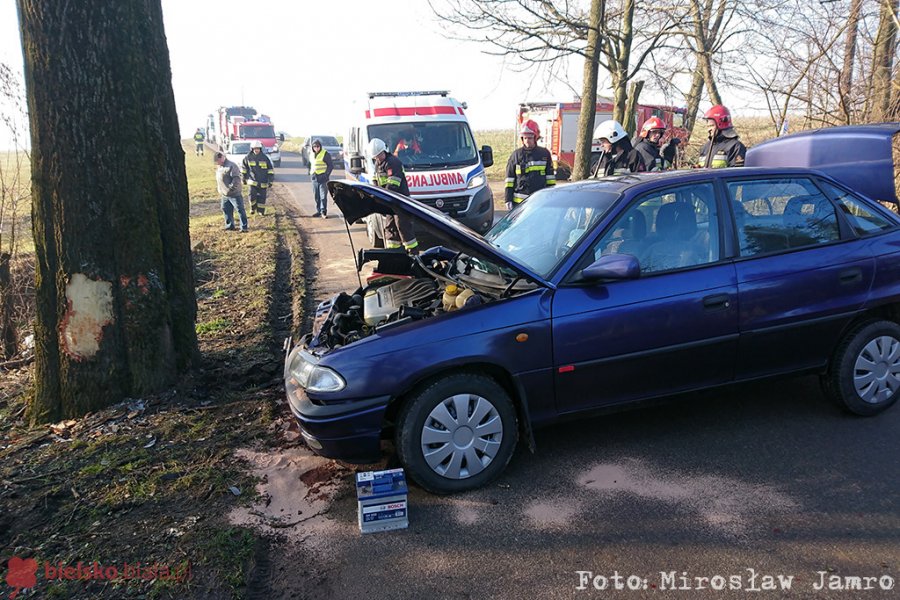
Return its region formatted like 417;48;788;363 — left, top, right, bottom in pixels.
368;122;479;171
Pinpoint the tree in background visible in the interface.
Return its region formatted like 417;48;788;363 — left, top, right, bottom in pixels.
17;0;198;423
433;0;679;179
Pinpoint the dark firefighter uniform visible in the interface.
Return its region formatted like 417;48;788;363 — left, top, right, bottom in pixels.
375;152;417;252
505;146;556;206
696;130;746;168
193;130;205;155
241;151;275;215
591;138;646;177
633;138;678;171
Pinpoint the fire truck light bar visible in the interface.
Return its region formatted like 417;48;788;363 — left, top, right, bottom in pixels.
368;91;449;98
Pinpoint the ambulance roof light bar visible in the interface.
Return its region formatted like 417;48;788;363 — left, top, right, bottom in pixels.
368;91;450;98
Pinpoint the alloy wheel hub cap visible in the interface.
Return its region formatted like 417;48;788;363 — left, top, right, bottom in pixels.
421;393;503;480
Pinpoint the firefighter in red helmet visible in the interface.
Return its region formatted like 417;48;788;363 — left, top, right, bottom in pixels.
633;116;680;171
504;119;555;210
696;105;746;168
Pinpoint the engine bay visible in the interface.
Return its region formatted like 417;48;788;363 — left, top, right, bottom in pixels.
306;247;533;352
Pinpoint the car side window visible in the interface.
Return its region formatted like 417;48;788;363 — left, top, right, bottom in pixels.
819;181;895;236
587;182;719;274
727;178;840;257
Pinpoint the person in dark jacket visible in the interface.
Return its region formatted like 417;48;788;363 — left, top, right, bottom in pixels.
309;138;334;218
696;105;746;168
215;151;248;232
194;128;205;156
591;120;646;177
368;138;418;254
241;140;275;215
633;117;679;171
504;119;555;210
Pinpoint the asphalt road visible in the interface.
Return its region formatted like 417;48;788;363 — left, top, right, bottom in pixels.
271;152;900;600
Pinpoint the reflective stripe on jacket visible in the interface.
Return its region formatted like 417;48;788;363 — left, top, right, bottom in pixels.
241;152;275;188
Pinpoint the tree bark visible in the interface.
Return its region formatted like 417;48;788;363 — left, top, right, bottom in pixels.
17;0;198;423
623;80;644;136
683;67;706;137
868;0;900;121
573;0;605;181
611;0;636;123
840;0;863;124
0;252;16;360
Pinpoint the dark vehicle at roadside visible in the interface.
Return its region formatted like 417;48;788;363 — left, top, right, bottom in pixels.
285;123;900;494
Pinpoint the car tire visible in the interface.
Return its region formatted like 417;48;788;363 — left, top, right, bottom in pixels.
823;319;900;416
396;373;518;494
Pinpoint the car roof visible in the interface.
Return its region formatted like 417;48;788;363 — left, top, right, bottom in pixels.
560;167;830;195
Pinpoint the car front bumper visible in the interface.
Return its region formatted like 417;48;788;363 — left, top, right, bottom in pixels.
285;370;388;463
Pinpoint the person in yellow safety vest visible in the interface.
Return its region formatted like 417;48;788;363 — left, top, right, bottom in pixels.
193;128;205;156
696;105;746;168
368;138;418;254
309;139;334;219
241;140;275;215
504;119;555;211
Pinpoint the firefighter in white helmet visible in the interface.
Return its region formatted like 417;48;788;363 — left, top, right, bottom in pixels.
368;138;418;254
504;119;555;211
591;119;646;177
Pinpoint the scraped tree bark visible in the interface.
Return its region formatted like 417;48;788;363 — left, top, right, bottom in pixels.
17;0;198;423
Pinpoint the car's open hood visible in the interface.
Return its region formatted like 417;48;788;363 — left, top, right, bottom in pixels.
328;180;551;287
746;123;900;205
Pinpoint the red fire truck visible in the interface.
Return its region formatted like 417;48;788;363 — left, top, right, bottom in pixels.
517;99;689;178
212;106;282;167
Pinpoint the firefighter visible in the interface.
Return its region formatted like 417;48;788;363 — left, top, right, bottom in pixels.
591;120;646;177
194;128;205;156
368;138;418;254
504;120;555;211
241;140;275;215
696;105;746;168
309;138;334;219
633;117;680;171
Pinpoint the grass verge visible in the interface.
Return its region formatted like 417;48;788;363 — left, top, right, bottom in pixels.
0;140;299;599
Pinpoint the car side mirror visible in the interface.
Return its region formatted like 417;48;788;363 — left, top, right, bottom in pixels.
480;145;493;168
278;133;285;142
575;254;640;283
349;155;365;175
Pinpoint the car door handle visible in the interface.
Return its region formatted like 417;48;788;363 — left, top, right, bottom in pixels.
839;268;862;285
702;294;731;310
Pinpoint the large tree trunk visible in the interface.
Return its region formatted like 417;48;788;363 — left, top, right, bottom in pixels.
17;0;198;423
573;0;605;181
689;0;723;107
840;0;863;124
868;0;900;121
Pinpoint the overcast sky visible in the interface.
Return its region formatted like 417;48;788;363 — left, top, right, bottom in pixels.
0;0;741;147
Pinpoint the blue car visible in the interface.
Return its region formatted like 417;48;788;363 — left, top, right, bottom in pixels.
285;123;900;494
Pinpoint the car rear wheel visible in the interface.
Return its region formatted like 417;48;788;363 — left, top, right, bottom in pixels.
823;319;900;416
396;373;518;494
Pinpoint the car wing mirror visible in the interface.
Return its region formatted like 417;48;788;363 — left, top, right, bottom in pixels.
575;254;640;283
349;154;365;175
480;145;493;168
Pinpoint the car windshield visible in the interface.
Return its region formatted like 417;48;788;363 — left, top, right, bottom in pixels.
368;122;478;170
230;143;251;154
485;186;620;278
241;125;275;138
313;136;339;146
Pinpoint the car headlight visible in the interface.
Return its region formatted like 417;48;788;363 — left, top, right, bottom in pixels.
289;353;345;392
272;144;279;153
467;173;485;189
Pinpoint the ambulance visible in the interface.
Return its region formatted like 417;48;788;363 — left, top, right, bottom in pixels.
345;91;495;245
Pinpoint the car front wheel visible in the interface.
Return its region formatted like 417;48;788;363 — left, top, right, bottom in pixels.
396;373;518;494
824;319;900;416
